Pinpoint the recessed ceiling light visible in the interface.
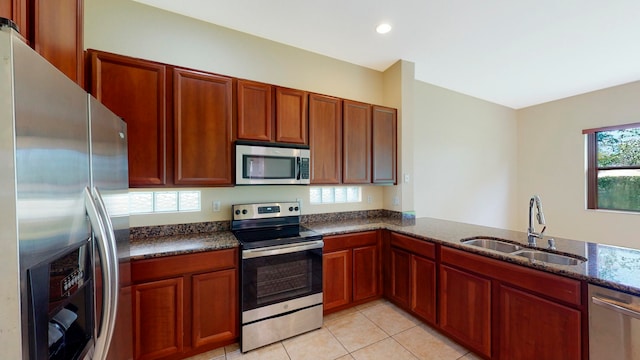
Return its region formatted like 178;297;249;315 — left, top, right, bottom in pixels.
376;23;392;34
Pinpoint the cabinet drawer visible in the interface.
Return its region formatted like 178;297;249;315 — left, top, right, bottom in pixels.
440;246;581;306
323;231;377;252
390;232;435;259
132;248;238;283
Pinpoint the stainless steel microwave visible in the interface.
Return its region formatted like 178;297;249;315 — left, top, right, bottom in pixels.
235;141;310;185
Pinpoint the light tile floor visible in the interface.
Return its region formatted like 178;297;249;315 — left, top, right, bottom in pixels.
186;299;482;360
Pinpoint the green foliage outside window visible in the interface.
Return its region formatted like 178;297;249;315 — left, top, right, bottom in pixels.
596;128;640;211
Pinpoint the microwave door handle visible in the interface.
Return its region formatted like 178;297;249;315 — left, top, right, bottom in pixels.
249;159;253;179
296;157;301;180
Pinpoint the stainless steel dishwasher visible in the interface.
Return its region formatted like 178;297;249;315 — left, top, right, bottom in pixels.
589;284;640;359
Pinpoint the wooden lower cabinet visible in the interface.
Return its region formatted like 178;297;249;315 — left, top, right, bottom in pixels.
323;249;352;310
388;248;411;309
323;231;380;313
439;246;585;360
191;269;238;348
132;249;238;360
497;284;581;359
134;278;184;360
411;255;436;324
387;232;437;325
439;264;492;358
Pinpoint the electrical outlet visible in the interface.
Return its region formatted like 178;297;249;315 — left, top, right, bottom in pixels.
367;195;373;204
404;173;410;183
393;196;400;206
213;201;221;212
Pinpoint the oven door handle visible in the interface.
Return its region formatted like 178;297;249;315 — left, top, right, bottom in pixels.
242;240;324;259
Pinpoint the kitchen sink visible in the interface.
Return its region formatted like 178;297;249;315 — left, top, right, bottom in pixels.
461;237;523;253
461;236;586;266
512;250;585;265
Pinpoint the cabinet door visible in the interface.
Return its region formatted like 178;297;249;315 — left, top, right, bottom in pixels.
372;106;397;184
1;0;28;42
0;1;11;19
236;79;272;141
309;94;342;184
192;269;238;348
32;0;83;84
173;69;233;185
412;255;436;324
389;248;411;309
353;245;378;302
497;284;581;360
323;250;352;312
89;51;168;187
439;265;491;358
342;100;371;183
134;278;184;360
275;87;307;144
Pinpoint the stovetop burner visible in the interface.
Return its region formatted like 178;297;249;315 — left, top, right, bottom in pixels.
231;202;322;249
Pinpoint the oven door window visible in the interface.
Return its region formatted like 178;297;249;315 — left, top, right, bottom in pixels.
242;247;322;311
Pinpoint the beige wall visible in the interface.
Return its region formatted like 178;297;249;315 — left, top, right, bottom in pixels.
517;81;640;249
84;0;384;105
413;81;519;230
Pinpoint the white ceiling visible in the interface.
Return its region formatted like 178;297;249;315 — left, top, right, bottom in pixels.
134;0;640;109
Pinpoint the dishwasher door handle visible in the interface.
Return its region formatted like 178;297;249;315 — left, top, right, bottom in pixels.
592;295;640;320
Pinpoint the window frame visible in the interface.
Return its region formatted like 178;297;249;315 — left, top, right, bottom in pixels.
583;122;640;211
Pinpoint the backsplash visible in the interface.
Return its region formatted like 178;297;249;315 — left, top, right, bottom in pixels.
130;209;415;239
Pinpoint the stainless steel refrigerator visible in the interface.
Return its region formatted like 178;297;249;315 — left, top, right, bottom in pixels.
0;19;131;360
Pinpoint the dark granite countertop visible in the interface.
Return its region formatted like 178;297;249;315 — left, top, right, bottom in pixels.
305;217;640;297
129;216;640;297
130;231;238;260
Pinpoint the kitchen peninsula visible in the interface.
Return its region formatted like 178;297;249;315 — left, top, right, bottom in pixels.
129;212;640;360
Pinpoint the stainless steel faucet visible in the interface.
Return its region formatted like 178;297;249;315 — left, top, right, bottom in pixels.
527;195;546;247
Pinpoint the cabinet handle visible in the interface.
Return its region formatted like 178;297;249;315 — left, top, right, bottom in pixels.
592;295;640;320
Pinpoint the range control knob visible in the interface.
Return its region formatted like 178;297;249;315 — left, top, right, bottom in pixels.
294;206;299;211
242;209;248;215
235;210;241;215
289;206;294;212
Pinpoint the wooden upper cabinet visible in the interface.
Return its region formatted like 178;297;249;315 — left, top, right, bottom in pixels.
0;1;11;19
1;0;28;42
275;87;308;144
236;79;273;141
343;100;372;183
173;68;233;186
309;94;342;184
372;105;397;184
88;50;168;187
32;0;83;84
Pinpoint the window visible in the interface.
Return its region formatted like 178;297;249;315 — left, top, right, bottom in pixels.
309;187;362;204
584;123;640;212
129;190;201;214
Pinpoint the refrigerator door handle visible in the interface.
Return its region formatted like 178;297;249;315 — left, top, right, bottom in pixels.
84;187;115;360
92;187;120;344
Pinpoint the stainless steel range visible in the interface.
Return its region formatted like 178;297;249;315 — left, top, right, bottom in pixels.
232;202;323;353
